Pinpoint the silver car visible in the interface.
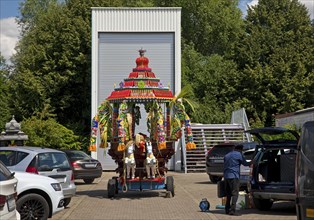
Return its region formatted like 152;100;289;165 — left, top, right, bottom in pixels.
0;146;76;207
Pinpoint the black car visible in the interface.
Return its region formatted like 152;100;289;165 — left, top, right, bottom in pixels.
246;127;299;211
296;121;314;220
206;142;257;185
63;150;102;184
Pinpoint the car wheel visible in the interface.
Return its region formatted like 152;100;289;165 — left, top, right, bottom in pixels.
83;178;95;184
108;179;116;198
209;175;222;184
166;176;175;197
253;198;273;211
17;193;49;220
63;198;72;208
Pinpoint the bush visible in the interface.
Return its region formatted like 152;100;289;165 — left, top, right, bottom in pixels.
21;117;81;150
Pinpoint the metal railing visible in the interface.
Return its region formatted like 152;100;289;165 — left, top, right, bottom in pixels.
182;123;248;173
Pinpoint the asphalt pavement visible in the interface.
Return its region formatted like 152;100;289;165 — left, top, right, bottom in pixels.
52;171;297;220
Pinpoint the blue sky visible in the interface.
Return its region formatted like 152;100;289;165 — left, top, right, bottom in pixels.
0;0;313;61
0;0;23;19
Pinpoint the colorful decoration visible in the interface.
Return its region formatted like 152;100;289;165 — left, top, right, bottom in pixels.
89;117;98;152
89;100;112;151
156;106;166;150
90;49;196;158
138;80;145;88
171;100;196;150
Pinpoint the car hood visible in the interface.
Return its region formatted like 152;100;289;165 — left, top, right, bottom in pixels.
245;127;299;145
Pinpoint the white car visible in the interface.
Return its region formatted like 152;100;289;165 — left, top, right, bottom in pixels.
0;161;20;220
14;171;64;219
0;146;76;207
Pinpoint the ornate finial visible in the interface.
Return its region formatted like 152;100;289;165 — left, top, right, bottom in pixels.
138;48;146;56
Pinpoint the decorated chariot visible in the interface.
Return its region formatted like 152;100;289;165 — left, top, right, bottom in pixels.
89;49;196;198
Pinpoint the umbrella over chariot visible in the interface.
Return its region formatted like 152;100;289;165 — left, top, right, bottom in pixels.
89;49;196;198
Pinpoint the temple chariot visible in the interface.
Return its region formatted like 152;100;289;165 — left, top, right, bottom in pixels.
89;49;195;198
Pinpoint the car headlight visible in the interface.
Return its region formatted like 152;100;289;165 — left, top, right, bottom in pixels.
51;183;62;191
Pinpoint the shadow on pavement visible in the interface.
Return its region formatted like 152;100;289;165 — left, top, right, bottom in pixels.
76;189;169;200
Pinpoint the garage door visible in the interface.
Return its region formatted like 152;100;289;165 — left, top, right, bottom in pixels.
98;32;175;170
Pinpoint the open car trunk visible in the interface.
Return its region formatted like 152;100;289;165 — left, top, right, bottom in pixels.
256;148;296;193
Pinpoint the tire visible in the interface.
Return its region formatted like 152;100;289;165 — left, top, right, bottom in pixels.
209;175;222;184
63;198;72;208
83;178;95;184
253;198;273;211
166;176;175;197
112;177;119;194
17;193;49;220
108;179;116;198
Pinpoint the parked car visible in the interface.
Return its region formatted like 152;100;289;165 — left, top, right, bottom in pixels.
0;146;76;207
14;171;64;219
296;121;314;220
62;150;102;184
0;161;19;220
246;127;299;211
205;141;257;187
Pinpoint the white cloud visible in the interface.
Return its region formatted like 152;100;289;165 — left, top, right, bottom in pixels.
247;0;258;7
0;17;20;62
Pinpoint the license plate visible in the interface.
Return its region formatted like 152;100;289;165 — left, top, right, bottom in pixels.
306;208;314;218
213;159;223;163
7;197;16;212
85;164;96;168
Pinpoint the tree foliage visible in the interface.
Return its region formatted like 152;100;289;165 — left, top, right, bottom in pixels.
0;54;12;130
155;0;244;56
181;44;240;123
232;0;314;126
21;116;80;149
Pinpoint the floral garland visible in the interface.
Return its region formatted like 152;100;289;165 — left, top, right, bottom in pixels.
170;100;196;150
157;106;166;150
89;116;98;152
89;100;112;152
184;115;196;150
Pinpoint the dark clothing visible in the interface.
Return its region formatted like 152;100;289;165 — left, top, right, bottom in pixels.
224;150;250;179
225;178;240;214
223;150;250;214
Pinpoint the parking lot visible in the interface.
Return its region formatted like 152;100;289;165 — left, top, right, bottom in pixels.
52;171;297;220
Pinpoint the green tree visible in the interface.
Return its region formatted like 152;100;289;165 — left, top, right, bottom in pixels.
233;0;314;126
156;0;244;56
0;54;12;130
181;44;240;123
22;116;80;149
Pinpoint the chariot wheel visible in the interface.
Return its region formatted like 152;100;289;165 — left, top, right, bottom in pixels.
108;179;116;198
166;176;175;197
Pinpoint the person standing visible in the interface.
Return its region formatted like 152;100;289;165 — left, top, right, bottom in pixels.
223;144;251;215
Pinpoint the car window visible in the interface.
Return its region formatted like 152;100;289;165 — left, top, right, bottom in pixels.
0;150;29;166
67;151;90;160
38;152;71;171
243;150;255;160
0;161;14;181
208;146;233;156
